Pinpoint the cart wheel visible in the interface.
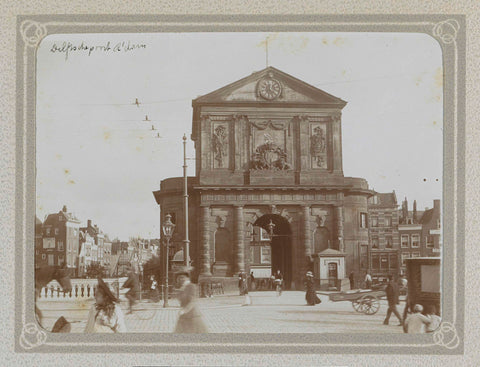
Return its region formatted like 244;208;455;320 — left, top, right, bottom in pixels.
352;300;365;313
361;296;380;315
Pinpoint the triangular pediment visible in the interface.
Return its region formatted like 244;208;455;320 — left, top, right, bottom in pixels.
192;66;347;107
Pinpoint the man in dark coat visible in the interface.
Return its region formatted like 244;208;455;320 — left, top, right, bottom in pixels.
349;271;355;290
122;267;140;314
383;274;403;325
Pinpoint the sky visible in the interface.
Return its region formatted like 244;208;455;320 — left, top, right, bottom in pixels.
36;32;443;241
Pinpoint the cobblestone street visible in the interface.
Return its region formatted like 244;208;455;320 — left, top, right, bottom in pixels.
38;291;405;334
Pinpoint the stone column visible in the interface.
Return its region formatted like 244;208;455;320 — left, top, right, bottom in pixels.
302;206;312;257
234;206;245;273
335;206;344;252
200;206;212;276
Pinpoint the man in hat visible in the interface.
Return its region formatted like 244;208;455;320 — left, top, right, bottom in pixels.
403;304;431;334
174;267;208;333
85;278;126;333
305;271;321;306
383;274;403;326
122;267;140;314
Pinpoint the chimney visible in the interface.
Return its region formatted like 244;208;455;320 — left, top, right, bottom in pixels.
413;200;417;223
62;205;67;213
87;219;92;228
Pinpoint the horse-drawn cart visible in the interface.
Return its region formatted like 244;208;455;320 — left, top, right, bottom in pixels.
317;289;386;315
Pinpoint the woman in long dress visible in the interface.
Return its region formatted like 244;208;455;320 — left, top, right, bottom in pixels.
305;271;321;306
85;278;126;333
174;268;208;333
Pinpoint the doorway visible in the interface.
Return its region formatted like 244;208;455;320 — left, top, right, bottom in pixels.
253;214;292;289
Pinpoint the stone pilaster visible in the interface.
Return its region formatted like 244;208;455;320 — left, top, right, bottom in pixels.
200;206;212;276
234;206;245;273
335;206;344;252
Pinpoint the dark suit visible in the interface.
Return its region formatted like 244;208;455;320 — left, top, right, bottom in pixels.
384;280;402;324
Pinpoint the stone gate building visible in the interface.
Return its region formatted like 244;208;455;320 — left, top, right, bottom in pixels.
153;66;373;290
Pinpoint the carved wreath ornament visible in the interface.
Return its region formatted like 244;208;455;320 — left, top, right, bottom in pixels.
251;138;290;171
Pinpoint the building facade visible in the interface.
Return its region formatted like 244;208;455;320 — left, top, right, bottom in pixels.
366;192;400;283
153;67;373;289
41;206;81;276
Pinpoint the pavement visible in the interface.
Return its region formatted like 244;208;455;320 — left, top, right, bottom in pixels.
37;291;405;333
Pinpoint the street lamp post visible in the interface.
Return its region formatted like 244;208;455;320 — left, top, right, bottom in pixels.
162;213;175;308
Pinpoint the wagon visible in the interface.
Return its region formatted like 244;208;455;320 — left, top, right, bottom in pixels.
317;289;386;315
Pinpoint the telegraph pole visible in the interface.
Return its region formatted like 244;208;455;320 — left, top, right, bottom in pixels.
182;134;190;266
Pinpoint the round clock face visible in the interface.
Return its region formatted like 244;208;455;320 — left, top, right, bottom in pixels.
258;78;282;100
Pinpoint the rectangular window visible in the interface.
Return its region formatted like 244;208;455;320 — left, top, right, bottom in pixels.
260;246;271;265
411;234;420;248
58;241;64;251
390;254;398;269
371;254;380;269
41;254;46;260
55;228;59;235
401;253;410;266
380;255;389;270
249;247;255;264
43;238;56;249
385;235;393;248
260;228;271;241
58;255;64;266
385;216;392;227
371;217;378;227
45;228;51;236
411;252;421;258
371;237;379;249
426;236;434;248
58;215;63;221
47;254;55;266
401;235;409;248
360;213;368;228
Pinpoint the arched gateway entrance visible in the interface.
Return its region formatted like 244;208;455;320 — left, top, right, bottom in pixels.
253;214;292;289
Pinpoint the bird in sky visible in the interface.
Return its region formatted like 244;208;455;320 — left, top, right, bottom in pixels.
143;115;150;121
157;133;162;138
134;98;140;107
151;125;155;130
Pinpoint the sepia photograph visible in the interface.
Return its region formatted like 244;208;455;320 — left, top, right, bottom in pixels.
33;30;445;336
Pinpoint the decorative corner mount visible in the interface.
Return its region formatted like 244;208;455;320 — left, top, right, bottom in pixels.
19;322;47;350
432;19;460;44
20;20;48;48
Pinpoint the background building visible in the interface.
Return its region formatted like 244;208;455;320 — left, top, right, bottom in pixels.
41;205;81;276
366;192;400;283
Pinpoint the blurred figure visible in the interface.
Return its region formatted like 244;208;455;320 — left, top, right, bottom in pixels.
364;271;372;289
241;272;251;306
426;305;442;333
349;271;355;290
403;304;431;334
305;271;321;306
150;275;159;302
85;278;126;333
274;270;283;296
122;267;140;314
383;275;403;326
174;267;208;333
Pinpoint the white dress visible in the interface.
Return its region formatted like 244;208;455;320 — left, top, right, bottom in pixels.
84;304;127;333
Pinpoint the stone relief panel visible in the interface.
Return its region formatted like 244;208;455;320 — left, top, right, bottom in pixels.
212;123;229;168
310;123;327;169
250;120;291;170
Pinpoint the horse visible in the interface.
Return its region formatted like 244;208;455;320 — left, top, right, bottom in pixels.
35;266;72;328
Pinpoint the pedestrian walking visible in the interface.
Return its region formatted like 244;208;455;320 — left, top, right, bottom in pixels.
85;278;126;333
238;272;244;295
383;275;403;326
349;271;355;290
305;271;321;306
274;270;283;296
364;271;372;289
426;304;442;333
150;275;159;302
403;304;431;334
241;272;252;306
122;267;140;314
249;271;256;291
173;267;208;333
